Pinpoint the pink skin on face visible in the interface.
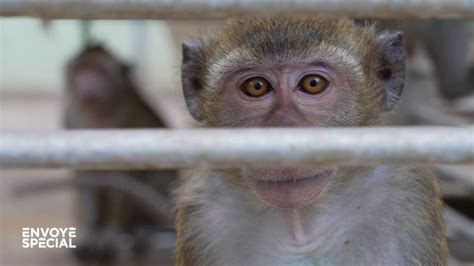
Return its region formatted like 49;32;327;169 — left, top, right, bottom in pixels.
73;69;110;105
252;168;334;209
218;61;353;208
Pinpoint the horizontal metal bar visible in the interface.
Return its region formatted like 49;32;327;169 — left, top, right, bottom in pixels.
0;127;472;170
0;1;473;19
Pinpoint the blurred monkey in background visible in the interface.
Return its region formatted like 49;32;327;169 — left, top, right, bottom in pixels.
64;45;176;265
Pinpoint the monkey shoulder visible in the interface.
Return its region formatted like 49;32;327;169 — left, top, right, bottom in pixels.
366;165;447;264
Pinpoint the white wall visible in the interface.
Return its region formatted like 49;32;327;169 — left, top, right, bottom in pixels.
0;18;178;93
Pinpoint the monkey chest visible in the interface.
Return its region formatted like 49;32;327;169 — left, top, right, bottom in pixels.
201;209;344;265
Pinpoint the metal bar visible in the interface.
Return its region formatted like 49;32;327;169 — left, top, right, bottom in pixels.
0;1;473;20
0;127;472;170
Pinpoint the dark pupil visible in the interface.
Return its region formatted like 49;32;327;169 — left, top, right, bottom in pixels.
254;82;263;90
309;78;318;87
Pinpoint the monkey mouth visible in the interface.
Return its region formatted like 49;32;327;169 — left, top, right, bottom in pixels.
255;169;333;186
254;170;333;209
256;174;325;186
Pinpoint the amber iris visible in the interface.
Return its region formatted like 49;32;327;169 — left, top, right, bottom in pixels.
300;74;328;94
242;77;271;97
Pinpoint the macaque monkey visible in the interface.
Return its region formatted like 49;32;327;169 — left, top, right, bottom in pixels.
65;45;167;129
65;45;176;265
175;17;447;265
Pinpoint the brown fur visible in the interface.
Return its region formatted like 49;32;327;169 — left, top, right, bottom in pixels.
176;17;447;266
65;45;177;265
183;17;383;126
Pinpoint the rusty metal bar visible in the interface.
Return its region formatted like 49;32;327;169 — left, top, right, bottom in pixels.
0;1;473;19
0;127;472;170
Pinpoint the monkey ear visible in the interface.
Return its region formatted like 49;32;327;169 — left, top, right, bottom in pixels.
374;32;406;111
181;41;204;121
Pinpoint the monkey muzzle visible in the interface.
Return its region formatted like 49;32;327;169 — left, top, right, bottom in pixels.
250;168;334;209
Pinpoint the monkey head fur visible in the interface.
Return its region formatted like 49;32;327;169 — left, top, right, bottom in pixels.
64;44;166;128
181;17;406;209
182;17;405;127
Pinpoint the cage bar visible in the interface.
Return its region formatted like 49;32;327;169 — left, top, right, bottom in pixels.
0;127;472;170
0;0;473;19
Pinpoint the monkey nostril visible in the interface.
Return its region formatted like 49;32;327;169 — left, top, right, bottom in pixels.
378;67;393;80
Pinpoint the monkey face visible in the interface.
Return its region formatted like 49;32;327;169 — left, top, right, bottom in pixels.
71;65;112;105
182;17;406;209
210;59;369;128
67;46;131;112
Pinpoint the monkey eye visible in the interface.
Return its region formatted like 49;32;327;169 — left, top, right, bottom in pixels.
299;74;329;94
242;77;271;97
